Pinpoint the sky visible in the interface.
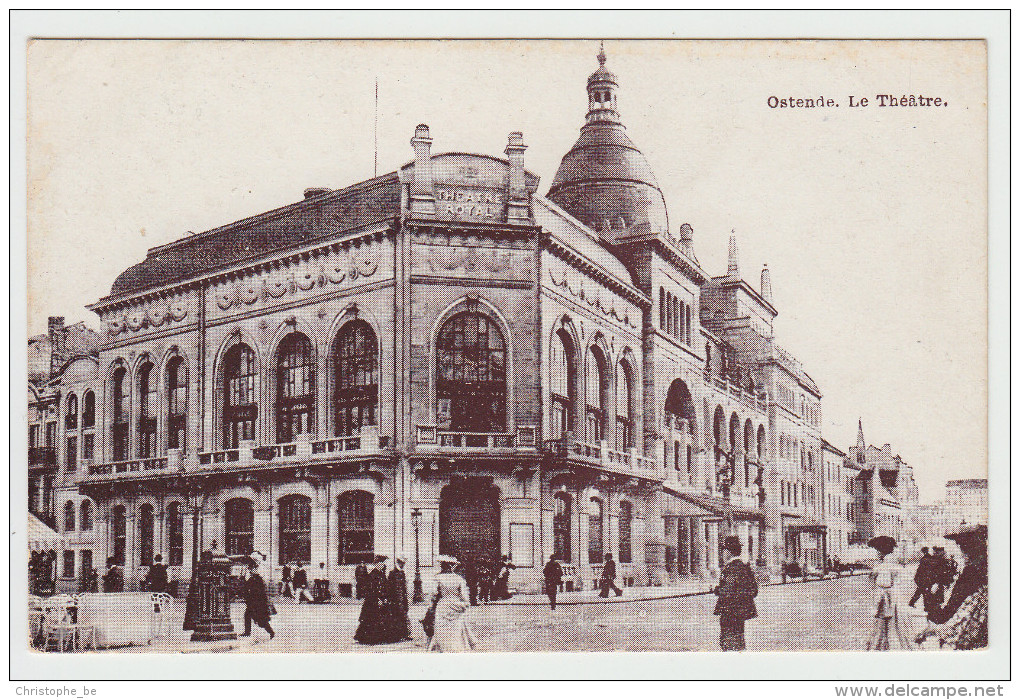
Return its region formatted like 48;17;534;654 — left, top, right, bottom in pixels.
25;39;987;504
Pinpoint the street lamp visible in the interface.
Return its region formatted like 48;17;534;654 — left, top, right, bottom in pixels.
411;508;424;603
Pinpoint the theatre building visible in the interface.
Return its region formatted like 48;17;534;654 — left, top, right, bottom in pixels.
43;48;830;595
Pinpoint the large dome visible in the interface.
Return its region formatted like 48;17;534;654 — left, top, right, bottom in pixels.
547;48;669;238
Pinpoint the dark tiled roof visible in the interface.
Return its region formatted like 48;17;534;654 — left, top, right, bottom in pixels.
105;174;401;300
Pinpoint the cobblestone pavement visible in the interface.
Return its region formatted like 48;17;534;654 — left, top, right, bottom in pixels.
124;573;932;653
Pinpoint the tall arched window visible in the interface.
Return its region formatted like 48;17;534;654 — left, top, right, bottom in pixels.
79;500;92;532
744;419;754;487
65;394;78;430
553;493;572;560
658;287;666;331
63;500;75;532
279;495;311;565
225;498;254;556
111;505;127;566
111;367;129;461
166;502;184;566
436;312;506;432
333;321;378;436
550;330;575;440
757;424;766;460
615;360;635;449
137;503;154;566
138;362;157;458
619;501;633;563
167;357;188;451
82;390;95;429
585;347;608;443
665;380;697;483
276;334;315;443
223;344;257;449
588;498;604;564
338;490;374;564
713;406;725;452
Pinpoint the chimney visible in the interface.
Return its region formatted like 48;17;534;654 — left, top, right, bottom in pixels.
679;223;693;243
48;316;65;378
409;124;435;215
504;131;529;224
303;187;331;199
727;232;739;276
760;264;773;302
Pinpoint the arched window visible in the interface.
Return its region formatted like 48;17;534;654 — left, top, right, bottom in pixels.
223;344;257;449
276;334;315;443
111;367;129;461
111;505;127;566
139;503;154;566
619;501;633;564
665;380;697;483
674;440;681;472
615;360;635;449
757;424;766;460
167;357;188;451
705;343;712;374
659;287;666;331
333;321;378;437
225;498;254;556
166;502;184;566
684;304;692;345
553;493;572;560
550;330;575;440
65;394;78;430
138;362;157;458
338;490;374;564
713;406;725;451
588;498;604;563
585;347;608;443
63;500;75;532
744;419;754;487
79;500;92;532
278;494;311;565
82;390;95;429
436;312;506;432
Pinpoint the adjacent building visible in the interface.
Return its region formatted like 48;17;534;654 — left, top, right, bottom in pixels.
846;420;919;546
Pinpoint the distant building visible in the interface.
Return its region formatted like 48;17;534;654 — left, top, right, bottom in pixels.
846;420;919;546
944;479;987;529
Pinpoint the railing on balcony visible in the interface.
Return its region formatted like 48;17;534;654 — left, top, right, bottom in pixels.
416;425;537;450
86;428;388;479
28;446;57;468
89;456;168;475
544;437;659;477
704;374;769;413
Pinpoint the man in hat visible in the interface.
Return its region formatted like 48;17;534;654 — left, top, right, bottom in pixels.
713;536;758;651
354;561;369;600
313;562;332;603
144;554;168;593
292;562;313;603
909;547;939;612
599;552;624;598
280;561;294;599
543;554;563;610
240;559;275;640
354;555;391;644
386;556;412;641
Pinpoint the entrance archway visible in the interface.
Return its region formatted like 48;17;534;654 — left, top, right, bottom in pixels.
439;477;500;563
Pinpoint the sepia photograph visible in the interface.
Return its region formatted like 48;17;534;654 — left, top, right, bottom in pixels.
13;11;1008;686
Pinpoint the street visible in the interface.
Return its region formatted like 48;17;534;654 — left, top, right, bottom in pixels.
132;573;933;653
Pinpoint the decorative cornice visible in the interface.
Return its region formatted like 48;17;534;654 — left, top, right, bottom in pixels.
542;235;651;310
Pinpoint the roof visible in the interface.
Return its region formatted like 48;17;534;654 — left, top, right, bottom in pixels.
103;173;401;301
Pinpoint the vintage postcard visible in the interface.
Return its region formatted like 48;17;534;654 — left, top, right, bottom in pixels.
16;20;1004;683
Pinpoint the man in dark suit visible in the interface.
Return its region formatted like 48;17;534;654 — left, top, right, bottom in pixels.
240;559;275;639
145;554;168;593
281;562;293;598
543;555;563;610
714;536;758;651
355;562;369;599
599;553;623;597
292;562;313;603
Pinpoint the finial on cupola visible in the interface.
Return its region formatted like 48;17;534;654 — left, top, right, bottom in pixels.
598;40;606;66
761;263;773;302
727;231;740;276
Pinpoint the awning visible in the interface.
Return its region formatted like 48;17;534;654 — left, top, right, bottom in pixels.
28;513;66;552
662;487;765;522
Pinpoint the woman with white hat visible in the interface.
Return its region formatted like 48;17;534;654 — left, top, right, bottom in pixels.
864;535;914;650
427;555;477;652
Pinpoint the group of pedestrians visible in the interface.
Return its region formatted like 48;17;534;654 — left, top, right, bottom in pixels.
353;555;412;645
864;523;988;651
460;555;517;605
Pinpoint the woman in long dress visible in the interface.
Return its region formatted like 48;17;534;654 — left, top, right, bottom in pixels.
427;556;477;652
865;536;914;650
